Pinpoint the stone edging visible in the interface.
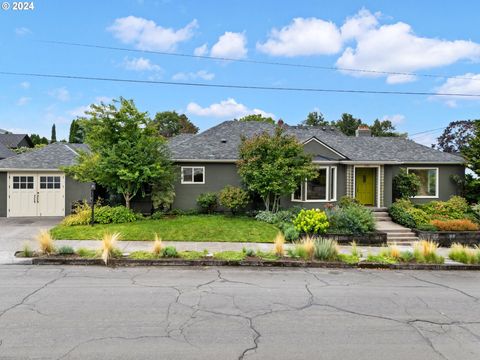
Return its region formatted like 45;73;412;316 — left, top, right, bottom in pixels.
29;257;480;270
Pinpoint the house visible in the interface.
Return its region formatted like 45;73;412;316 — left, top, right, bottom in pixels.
0;120;465;218
168;121;464;210
0;143;91;217
0;143;15;160
0;133;33;149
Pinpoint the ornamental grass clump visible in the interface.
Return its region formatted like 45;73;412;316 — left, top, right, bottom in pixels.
448;243;480;264
302;236;316;260
350;241;361;258
101;232;121;265
313;238;338;261
273;232;285;257
37;230;55;255
152;233;163;256
413;240;444;264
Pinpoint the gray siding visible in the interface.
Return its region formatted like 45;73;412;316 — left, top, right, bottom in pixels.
383;164;465;207
0;172;6;217
303;140;344;160
65;176;92;215
173;162;242;210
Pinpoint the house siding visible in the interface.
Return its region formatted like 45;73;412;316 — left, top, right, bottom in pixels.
303;140;344;160
0;172;6;217
383;164;465;207
65;176;92;215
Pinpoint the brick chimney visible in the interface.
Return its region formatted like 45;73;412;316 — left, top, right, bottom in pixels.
355;125;371;137
277;119;284;127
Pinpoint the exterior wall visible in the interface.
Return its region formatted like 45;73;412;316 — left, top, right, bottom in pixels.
65;176;92;215
0;172;6;217
173;162;242;210
303;140;344;160
17;138;32;148
383;164;465;207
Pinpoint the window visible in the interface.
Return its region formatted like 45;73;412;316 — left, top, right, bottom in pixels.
40;176;61;190
306;168;328;201
407;168;438;198
181;166;205;184
12;176;34;190
330;167;337;201
292;183;302;201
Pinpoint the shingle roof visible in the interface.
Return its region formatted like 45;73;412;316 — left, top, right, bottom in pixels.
0;143;15;159
168;120;464;163
0;133;32;148
0;143;88;170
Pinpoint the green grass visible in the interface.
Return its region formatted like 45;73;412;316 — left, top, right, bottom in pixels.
338;254;359;264
179;250;206;260
366;254;397;264
76;248;98;258
213;251;246;261
51;215;279;243
129;251;159;260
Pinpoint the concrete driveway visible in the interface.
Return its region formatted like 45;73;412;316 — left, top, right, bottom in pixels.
0;217;61;264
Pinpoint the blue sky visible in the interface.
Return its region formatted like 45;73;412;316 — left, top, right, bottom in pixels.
1;0;480;145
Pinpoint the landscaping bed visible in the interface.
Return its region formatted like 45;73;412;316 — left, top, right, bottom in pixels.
414;229;480;246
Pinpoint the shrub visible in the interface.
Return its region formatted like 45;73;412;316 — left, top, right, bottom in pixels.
338;196;359;208
37;230;55;255
293;209;329;235
273;233;285;256
196;192;218;214
151;211;164;220
413;240;444;264
430;219;479;231
77;248;98;258
313;238;338;261
421;196;469;220
95;206;136;224
255;210;277;224
416;223;438;231
393;168;420;199
448;243;480;264
243;248;256;257
62;202;91;226
218;186;250;214
57;246;75;255
388;199;429;228
472;203;480;222
101;232;121;264
328;204;375;235
161;246;178;258
282;223;300;242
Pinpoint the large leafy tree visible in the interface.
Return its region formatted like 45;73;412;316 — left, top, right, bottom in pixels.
237;114;275;124
151;111;199;138
237;127;316;212
68;119;86;143
331;113;363;136
65;98;174;209
434;120;475;153
369;119;406;137
30;134;49;146
302;111;329;126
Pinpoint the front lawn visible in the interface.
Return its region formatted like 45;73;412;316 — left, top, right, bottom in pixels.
51;215;279;243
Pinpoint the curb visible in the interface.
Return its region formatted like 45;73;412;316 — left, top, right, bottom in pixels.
29;257;480;270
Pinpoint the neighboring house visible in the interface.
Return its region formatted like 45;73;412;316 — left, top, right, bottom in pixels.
169;121;465;210
0;143;15;160
0;133;34;149
0;143;91;217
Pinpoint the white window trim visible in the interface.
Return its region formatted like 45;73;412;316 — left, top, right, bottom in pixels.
330;166;337;201
407;167;439;199
181;166;205;184
353;165;381;207
291;183;303;202
305;166;330;202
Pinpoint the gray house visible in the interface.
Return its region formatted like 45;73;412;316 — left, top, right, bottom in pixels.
169;121;465;210
0;143;91;217
0;133;33;149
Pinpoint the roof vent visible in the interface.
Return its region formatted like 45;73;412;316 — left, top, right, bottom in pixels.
355;125;372;137
221;139;227;143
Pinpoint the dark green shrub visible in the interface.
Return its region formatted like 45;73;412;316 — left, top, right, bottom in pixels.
328;204;375;235
416;223;438;231
57;246;75;255
196;192;218;213
162;246;178;258
393;168;420;200
280;222;300;242
218;186;250;214
151;211;164;220
338;196;360;208
388;200;416;228
95;206;137;224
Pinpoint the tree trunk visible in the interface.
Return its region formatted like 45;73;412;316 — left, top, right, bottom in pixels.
124;193;131;209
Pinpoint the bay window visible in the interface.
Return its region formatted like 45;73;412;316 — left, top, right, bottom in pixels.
407;168;438;198
292;166;337;202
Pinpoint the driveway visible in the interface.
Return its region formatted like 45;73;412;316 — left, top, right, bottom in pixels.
0;217;61;264
0;266;479;359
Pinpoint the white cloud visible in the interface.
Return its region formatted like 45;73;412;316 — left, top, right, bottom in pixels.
123;57;162;71
381;114;405;125
172;70;215;81
15;27;31;36
48;87;70;102
211;32;248;59
194;43;208;56
336;9;480;83
186;98;275;119
435;73;480;107
108;16;198;51
19;81;30;89
16;97;31;106
257;17;342;57
67;96;112;117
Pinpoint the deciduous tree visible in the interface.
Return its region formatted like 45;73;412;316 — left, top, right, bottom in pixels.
151;111;199;138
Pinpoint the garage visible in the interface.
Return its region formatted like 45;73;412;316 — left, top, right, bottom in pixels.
8;173;65;217
0;143;92;218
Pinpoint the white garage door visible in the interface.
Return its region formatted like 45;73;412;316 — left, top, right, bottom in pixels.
8;173;65;217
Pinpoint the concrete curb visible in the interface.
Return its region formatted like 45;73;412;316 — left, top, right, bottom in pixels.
29;257;480;270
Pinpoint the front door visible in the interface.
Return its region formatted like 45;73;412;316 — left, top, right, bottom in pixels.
355;168;375;206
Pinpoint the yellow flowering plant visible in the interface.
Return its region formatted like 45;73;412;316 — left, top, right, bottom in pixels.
293;209;329;235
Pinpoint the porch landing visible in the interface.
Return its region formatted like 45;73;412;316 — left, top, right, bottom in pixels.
372;208;419;245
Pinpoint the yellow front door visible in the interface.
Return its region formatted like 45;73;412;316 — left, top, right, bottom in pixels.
355;168;375;206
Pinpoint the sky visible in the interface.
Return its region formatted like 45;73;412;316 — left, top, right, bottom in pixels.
1;0;480;146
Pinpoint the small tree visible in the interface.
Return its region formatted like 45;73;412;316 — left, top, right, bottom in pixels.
393;168;421;200
237;114;275;124
196;192;218;213
30;134;49;146
238;127;316;212
151;111;199;138
219;186;250;214
68;119;86;143
302;111;329;126
50;124;57;143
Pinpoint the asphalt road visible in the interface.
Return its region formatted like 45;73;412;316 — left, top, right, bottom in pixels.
1;266;480;359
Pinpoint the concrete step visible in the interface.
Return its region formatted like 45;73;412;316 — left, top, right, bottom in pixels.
371;207;388;212
375;217;392;222
372;212;389;216
384;230;416;235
